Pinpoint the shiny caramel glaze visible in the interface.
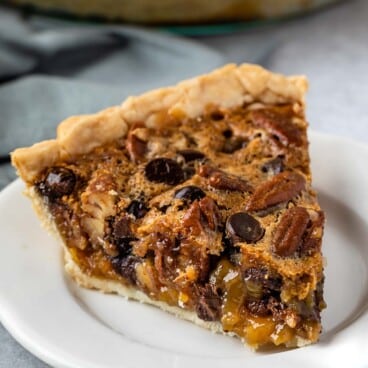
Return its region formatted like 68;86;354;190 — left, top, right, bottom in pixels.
36;103;325;348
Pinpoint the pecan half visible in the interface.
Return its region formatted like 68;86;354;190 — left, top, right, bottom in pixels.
251;109;303;146
199;164;252;192
126;123;147;163
246;171;305;212
182;196;220;235
154;235;178;283
272;207;310;257
182;196;222;258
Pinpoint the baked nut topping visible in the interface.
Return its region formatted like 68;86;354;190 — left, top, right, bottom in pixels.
11;64;325;350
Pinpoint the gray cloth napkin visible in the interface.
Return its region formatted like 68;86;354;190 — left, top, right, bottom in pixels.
0;8;227;190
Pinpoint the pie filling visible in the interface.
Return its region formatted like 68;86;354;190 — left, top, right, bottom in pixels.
35;104;325;348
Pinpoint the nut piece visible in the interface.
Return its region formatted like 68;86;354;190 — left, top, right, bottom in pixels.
300;210;325;256
195;284;222;321
126;123;147;163
272;207;310;257
199;164;252;192
183;196;220;234
251;109;303;146
246;171;305;212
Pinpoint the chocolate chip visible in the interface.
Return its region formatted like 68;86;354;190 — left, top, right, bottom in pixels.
226;212;264;244
177;149;205;162
210;111;225;121
112;255;140;285
145;158;184;185
222;129;233;138
107;215;136;257
174;185;206;203
113;216;131;239
261;156;285;175
158;204;170;214
126;200;148;219
38;167;76;199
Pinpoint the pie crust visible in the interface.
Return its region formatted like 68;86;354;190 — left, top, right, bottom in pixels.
12;64;307;183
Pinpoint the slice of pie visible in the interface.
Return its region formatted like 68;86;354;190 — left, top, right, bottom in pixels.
11;64;326;349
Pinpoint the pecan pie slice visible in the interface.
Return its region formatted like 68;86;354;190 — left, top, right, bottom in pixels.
11;64;326;349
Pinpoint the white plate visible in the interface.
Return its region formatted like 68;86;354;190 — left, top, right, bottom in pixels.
1;131;368;368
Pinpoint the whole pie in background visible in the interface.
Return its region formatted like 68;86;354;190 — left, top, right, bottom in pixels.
12;64;326;349
6;0;341;23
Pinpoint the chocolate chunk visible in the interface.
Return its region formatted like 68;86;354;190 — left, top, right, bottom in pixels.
126;200;148;219
177;149;205;162
38;167;76;199
261;156;285;175
107;215;136;257
174;185;206;203
226;212;264;244
114;218;135;256
113;216;131;239
145;158;184;185
112;255;140;285
195;284;222;321
244;268;283;317
244;267;282;295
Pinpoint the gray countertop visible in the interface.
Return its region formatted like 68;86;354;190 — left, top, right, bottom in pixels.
1;0;368;366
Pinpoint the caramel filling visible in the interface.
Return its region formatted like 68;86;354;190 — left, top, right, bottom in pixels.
35;104;325;348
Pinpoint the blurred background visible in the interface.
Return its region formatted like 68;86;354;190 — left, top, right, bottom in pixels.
0;0;367;366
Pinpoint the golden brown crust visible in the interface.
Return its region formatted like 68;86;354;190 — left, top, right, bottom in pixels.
11;64;307;183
